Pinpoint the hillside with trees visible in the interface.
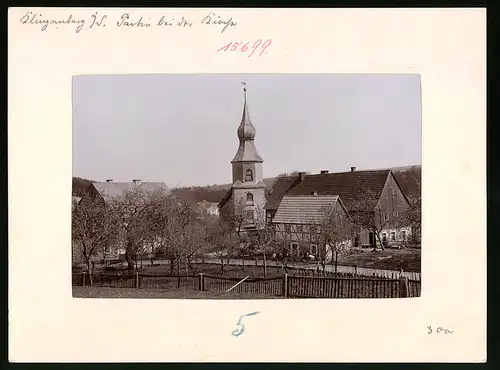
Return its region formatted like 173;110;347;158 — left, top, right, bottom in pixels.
71;166;420;203
72;177;93;196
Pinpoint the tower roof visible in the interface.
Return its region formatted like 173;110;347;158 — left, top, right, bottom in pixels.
237;87;256;140
232;84;263;163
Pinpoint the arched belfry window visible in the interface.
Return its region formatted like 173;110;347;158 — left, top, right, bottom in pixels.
246;192;254;205
245;169;253;182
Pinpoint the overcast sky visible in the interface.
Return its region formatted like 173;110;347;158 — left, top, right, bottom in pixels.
73;74;421;187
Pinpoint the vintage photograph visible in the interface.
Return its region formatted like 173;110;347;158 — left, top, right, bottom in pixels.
72;74;422;299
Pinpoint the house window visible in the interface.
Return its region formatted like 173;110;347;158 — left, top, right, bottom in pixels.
284;224;291;233
401;230;406;241
245;210;254;223
390;231;396;241
382;233;387;244
309;225;317;234
246;193;254;205
296;225;303;233
310;244;318;255
384;213;389;222
392;189;398;204
290;243;299;258
245;169;253;182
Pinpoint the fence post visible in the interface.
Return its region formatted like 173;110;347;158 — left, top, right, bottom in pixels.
81;272;86;287
399;275;409;298
135;271;140;289
199;273;205;291
283;274;289;298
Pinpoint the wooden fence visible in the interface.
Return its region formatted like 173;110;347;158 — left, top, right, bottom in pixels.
73;271;421;299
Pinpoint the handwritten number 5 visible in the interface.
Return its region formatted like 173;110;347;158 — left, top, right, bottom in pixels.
230;42;241;51
232;323;245;337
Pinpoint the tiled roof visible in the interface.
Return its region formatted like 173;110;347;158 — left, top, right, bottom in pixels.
287;170;391;211
265;170;391;212
272;195;341;224
92;182;168;202
264;175;300;211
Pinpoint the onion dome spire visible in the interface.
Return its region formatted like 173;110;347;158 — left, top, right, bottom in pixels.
231;82;263;163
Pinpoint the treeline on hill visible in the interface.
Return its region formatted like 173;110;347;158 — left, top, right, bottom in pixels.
170;186;231;204
392;165;421;196
71;165;421;203
72;177;93;196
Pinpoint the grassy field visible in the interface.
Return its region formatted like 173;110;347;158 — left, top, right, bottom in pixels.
72;286;280;299
140;262;285;278
338;248;421;272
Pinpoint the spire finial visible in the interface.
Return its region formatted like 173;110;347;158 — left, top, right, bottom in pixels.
242;81;247;101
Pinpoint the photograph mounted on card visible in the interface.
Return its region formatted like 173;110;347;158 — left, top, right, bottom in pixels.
71;73;422;300
8;7;486;363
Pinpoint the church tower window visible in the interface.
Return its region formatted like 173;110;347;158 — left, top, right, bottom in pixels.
245;169;253;182
246;193;254;205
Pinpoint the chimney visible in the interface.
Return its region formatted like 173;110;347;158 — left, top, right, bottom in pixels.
298;172;306;182
106;179;113;183
351;167;356;172
132;179;142;184
320;170;329;174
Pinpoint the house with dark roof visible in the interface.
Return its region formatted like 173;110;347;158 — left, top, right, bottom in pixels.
197;201;219;216
266;167;412;248
84;179;169;204
272;195;352;261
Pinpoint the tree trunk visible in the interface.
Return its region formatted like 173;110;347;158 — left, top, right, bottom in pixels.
170;257;175;274
125;251;134;270
242;258;245;271
263;252;267;278
101;246;107;266
220;258;224;272
86;258;93;286
375;231;385;251
334;251;338;273
185;258;189;274
177;258;180;276
187;260;195;273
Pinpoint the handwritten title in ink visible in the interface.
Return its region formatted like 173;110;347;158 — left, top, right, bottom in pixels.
18;11;238;34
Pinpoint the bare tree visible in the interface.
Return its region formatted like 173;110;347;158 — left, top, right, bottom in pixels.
206;218;240;272
154;195;208;275
112;187;168;270
348;183;397;251
308;203;355;272
72;195;120;283
248;207;280;278
398;176;421;245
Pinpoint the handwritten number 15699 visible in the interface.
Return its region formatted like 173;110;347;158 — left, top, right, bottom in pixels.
218;39;272;58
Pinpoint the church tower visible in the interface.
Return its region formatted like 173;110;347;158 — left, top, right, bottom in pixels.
218;83;266;228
